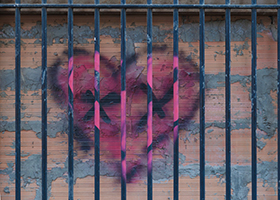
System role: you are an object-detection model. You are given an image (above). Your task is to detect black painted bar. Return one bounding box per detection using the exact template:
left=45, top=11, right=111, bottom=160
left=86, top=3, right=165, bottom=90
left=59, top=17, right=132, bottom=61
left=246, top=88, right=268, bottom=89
left=41, top=0, right=48, bottom=199
left=277, top=0, right=280, bottom=200
left=147, top=0, right=153, bottom=200
left=2, top=4, right=280, bottom=9
left=173, top=0, right=179, bottom=199
left=15, top=0, right=21, bottom=199
left=94, top=0, right=100, bottom=199
left=1, top=1, right=276, bottom=199
left=225, top=0, right=231, bottom=199
left=121, top=0, right=126, bottom=199
left=199, top=0, right=205, bottom=199
left=68, top=0, right=74, bottom=199
left=251, top=0, right=257, bottom=199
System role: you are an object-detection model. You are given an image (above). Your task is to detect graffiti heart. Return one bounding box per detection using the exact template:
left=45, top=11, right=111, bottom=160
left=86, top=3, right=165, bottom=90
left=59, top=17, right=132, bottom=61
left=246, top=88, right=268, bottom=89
left=49, top=46, right=199, bottom=182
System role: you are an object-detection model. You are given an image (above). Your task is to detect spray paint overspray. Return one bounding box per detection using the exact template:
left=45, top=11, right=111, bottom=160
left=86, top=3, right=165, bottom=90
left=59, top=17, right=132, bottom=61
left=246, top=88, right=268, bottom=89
left=49, top=47, right=199, bottom=182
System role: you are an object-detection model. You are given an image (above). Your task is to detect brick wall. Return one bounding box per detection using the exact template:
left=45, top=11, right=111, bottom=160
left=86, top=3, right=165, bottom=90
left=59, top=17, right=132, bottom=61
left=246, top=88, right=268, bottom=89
left=0, top=13, right=278, bottom=199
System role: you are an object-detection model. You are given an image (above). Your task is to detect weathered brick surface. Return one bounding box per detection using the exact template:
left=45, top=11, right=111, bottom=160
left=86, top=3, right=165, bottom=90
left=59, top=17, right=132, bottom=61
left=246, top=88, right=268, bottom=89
left=0, top=14, right=278, bottom=199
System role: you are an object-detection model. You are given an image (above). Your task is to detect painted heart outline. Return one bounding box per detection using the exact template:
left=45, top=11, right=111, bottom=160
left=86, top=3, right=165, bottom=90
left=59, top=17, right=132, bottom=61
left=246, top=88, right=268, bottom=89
left=49, top=46, right=199, bottom=182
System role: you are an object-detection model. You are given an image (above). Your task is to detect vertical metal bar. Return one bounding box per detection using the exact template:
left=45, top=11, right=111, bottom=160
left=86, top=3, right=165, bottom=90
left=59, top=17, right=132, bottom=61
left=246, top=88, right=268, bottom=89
left=15, top=0, right=21, bottom=199
left=251, top=0, right=257, bottom=199
left=173, top=0, right=179, bottom=200
left=199, top=0, right=205, bottom=199
left=121, top=0, right=127, bottom=199
left=278, top=2, right=280, bottom=200
left=41, top=0, right=48, bottom=199
left=225, top=0, right=231, bottom=200
left=147, top=1, right=153, bottom=200
left=94, top=0, right=100, bottom=199
left=68, top=0, right=74, bottom=199
left=278, top=1, right=280, bottom=199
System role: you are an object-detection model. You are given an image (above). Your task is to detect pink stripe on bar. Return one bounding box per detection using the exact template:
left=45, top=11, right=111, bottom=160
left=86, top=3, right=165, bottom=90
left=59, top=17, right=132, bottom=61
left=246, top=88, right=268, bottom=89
left=94, top=101, right=100, bottom=129
left=68, top=56, right=74, bottom=93
left=121, top=90, right=126, bottom=149
left=147, top=55, right=153, bottom=173
left=121, top=89, right=126, bottom=181
left=94, top=51, right=100, bottom=130
left=94, top=51, right=100, bottom=79
left=147, top=56, right=153, bottom=86
left=173, top=56, right=179, bottom=142
left=147, top=101, right=152, bottom=172
left=147, top=101, right=153, bottom=144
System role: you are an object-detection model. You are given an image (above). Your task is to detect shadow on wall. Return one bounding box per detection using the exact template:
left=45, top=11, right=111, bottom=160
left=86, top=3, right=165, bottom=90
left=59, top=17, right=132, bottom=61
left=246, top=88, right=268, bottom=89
left=48, top=46, right=200, bottom=183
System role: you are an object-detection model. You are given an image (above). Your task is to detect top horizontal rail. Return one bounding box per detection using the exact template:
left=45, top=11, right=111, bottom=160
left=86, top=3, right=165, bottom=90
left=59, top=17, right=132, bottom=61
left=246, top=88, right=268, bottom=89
left=1, top=4, right=280, bottom=9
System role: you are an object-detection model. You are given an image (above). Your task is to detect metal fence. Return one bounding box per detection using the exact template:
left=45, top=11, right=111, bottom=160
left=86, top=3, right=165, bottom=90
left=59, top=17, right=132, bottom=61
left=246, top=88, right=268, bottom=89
left=0, top=1, right=278, bottom=200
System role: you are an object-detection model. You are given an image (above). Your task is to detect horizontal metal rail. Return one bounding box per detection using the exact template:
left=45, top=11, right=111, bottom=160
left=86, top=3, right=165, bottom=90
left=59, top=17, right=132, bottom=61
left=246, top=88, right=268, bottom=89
left=1, top=4, right=280, bottom=9
left=5, top=0, right=277, bottom=199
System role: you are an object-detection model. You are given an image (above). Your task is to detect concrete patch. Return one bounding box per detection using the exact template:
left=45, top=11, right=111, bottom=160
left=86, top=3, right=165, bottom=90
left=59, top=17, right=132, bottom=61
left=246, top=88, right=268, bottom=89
left=180, top=19, right=267, bottom=42
left=0, top=120, right=67, bottom=138
left=205, top=68, right=277, bottom=142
